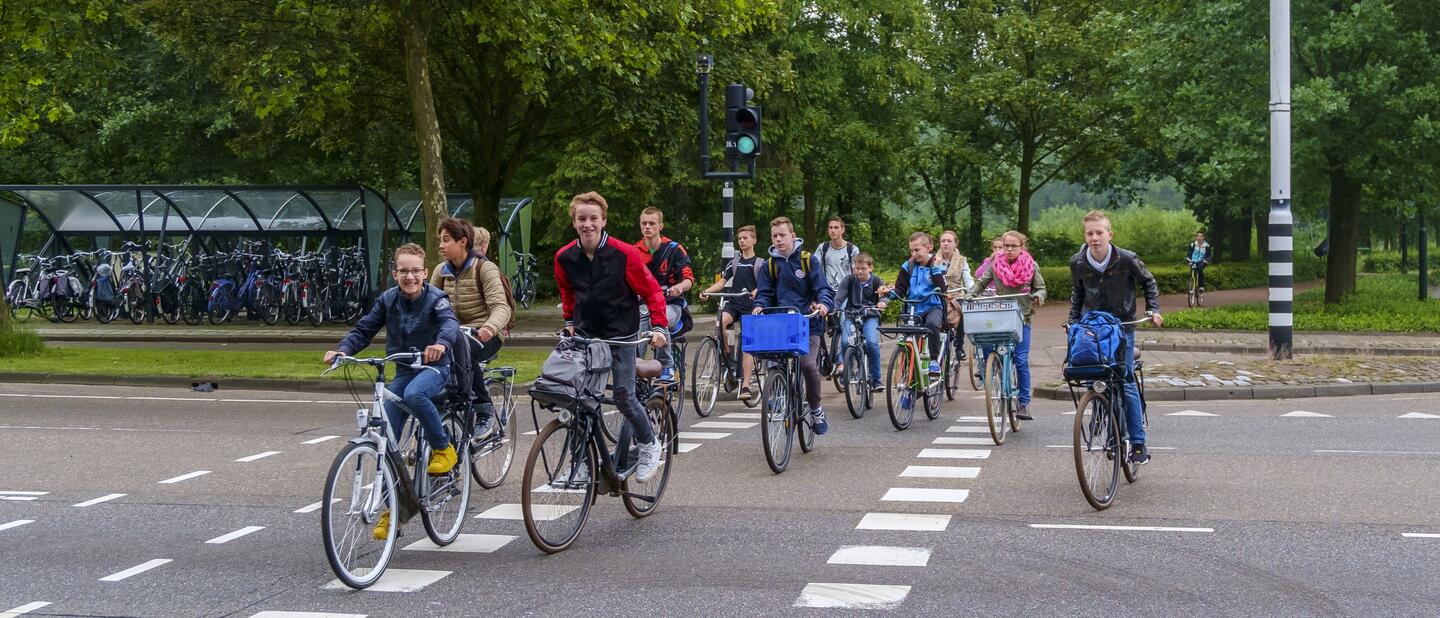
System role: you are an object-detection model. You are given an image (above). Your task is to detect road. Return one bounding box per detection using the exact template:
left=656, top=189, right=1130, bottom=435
left=2, top=379, right=1438, bottom=617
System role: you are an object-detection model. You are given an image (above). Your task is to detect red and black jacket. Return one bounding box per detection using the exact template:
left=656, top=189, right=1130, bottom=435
left=556, top=232, right=669, bottom=339
left=634, top=236, right=695, bottom=305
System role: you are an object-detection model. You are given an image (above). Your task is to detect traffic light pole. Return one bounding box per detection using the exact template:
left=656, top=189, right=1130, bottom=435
left=1267, top=0, right=1294, bottom=360
left=697, top=54, right=755, bottom=261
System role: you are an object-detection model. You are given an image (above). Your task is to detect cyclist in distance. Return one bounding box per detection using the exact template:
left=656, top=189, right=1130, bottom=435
left=1187, top=230, right=1212, bottom=293
left=431, top=218, right=513, bottom=438
left=635, top=207, right=695, bottom=382
left=699, top=224, right=762, bottom=405
left=555, top=191, right=668, bottom=482
left=324, top=242, right=460, bottom=540
left=1068, top=210, right=1162, bottom=464
left=753, top=216, right=835, bottom=435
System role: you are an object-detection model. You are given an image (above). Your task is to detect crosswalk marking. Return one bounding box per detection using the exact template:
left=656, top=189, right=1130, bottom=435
left=856, top=513, right=950, bottom=532
left=794, top=583, right=911, bottom=609
left=899, top=466, right=980, bottom=479
left=475, top=503, right=576, bottom=521
left=827, top=546, right=932, bottom=567
left=677, top=443, right=702, bottom=453
left=158, top=470, right=211, bottom=484
left=917, top=448, right=990, bottom=459
left=206, top=526, right=266, bottom=544
left=1168, top=410, right=1217, bottom=417
left=0, top=520, right=35, bottom=532
left=0, top=491, right=45, bottom=502
left=692, top=421, right=756, bottom=429
left=303, top=435, right=340, bottom=445
left=1282, top=410, right=1331, bottom=418
left=248, top=612, right=366, bottom=618
left=403, top=534, right=516, bottom=553
left=0, top=602, right=51, bottom=618
left=72, top=493, right=126, bottom=507
left=720, top=412, right=761, bottom=420
left=1398, top=412, right=1440, bottom=419
left=932, top=436, right=993, bottom=445
left=677, top=431, right=732, bottom=440
left=100, top=559, right=172, bottom=582
left=882, top=488, right=969, bottom=503
left=322, top=568, right=451, bottom=593
left=1029, top=524, right=1214, bottom=533
left=235, top=451, right=281, bottom=462
left=944, top=425, right=990, bottom=433
left=1401, top=533, right=1440, bottom=538
left=293, top=499, right=338, bottom=514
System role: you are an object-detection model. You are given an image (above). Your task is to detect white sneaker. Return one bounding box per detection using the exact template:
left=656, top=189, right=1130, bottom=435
left=635, top=438, right=663, bottom=482
left=551, top=460, right=590, bottom=489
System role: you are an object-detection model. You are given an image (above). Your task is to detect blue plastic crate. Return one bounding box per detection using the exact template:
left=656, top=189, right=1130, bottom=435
left=741, top=312, right=810, bottom=356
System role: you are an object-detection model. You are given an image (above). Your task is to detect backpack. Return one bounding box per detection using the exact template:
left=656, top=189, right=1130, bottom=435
left=818, top=241, right=855, bottom=283
left=767, top=251, right=812, bottom=281
left=471, top=254, right=518, bottom=335
left=1065, top=310, right=1123, bottom=370
left=529, top=338, right=613, bottom=407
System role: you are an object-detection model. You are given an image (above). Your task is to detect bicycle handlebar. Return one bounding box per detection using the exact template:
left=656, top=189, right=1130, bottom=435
left=558, top=332, right=652, bottom=347
left=324, top=351, right=426, bottom=375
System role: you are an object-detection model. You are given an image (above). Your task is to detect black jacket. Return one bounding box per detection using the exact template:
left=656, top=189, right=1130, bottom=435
left=1067, top=245, right=1160, bottom=323
left=555, top=232, right=669, bottom=339
left=836, top=274, right=883, bottom=312
left=338, top=284, right=459, bottom=371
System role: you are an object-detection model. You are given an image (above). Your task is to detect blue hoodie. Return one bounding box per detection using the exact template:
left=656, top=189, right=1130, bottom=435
left=338, top=284, right=459, bottom=372
left=755, top=238, right=835, bottom=329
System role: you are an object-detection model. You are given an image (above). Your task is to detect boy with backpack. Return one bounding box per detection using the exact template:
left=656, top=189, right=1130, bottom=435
left=753, top=216, right=835, bottom=435
left=635, top=207, right=696, bottom=381
left=888, top=231, right=949, bottom=376
left=432, top=218, right=516, bottom=438
left=1068, top=210, right=1163, bottom=464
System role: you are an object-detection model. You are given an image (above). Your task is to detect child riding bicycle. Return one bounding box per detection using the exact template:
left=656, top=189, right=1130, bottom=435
left=835, top=252, right=888, bottom=393
left=753, top=216, right=835, bottom=435
left=969, top=230, right=1047, bottom=421
left=699, top=224, right=761, bottom=404
left=1186, top=230, right=1212, bottom=292
left=887, top=232, right=948, bottom=376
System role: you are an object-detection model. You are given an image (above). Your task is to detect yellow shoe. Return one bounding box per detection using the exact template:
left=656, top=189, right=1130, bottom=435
left=372, top=510, right=391, bottom=541
left=427, top=444, right=458, bottom=475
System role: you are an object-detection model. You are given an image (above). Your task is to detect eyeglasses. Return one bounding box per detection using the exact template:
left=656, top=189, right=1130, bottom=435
left=394, top=268, right=427, bottom=278
left=1003, top=243, right=1022, bottom=249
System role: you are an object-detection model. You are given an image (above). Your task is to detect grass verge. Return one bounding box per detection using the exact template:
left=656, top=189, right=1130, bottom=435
left=1166, top=274, right=1440, bottom=332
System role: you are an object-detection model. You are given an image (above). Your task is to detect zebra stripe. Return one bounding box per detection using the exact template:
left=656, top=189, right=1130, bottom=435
left=721, top=180, right=735, bottom=259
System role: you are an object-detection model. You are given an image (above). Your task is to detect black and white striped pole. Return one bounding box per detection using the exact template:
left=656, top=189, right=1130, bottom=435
left=722, top=181, right=735, bottom=260
left=1268, top=0, right=1294, bottom=359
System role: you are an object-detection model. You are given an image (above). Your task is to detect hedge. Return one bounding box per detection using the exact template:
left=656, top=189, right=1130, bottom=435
left=1166, top=274, right=1440, bottom=332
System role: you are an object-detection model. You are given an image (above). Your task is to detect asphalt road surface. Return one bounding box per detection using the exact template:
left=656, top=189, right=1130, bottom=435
left=2, top=377, right=1438, bottom=617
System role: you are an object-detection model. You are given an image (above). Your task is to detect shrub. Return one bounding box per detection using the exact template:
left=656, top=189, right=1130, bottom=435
left=1166, top=274, right=1440, bottom=332
left=1361, top=250, right=1440, bottom=274
left=0, top=324, right=44, bottom=358
left=1031, top=204, right=1204, bottom=263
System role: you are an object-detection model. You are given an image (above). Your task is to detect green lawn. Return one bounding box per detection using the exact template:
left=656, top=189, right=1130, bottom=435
left=1166, top=275, right=1440, bottom=332
left=0, top=346, right=548, bottom=382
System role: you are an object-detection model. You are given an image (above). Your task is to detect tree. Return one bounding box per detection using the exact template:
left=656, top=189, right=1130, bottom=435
left=0, top=0, right=119, bottom=148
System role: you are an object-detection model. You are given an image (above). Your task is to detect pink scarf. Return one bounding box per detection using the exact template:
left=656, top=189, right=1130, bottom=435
left=992, top=250, right=1037, bottom=290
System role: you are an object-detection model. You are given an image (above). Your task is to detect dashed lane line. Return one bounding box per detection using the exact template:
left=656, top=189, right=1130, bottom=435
left=1402, top=533, right=1440, bottom=538
left=99, top=558, right=172, bottom=582
left=1282, top=410, right=1331, bottom=418
left=1314, top=449, right=1440, bottom=456
left=294, top=500, right=338, bottom=514
left=826, top=546, right=932, bottom=567
left=1167, top=410, right=1218, bottom=417
left=206, top=526, right=266, bottom=544
left=855, top=513, right=951, bottom=531
left=881, top=488, right=970, bottom=504
left=235, top=451, right=282, bottom=463
left=158, top=470, right=211, bottom=484
left=0, top=491, right=46, bottom=502
left=0, top=520, right=35, bottom=532
left=794, top=583, right=911, bottom=609
left=72, top=493, right=126, bottom=507
left=1398, top=412, right=1440, bottom=419
left=0, top=602, right=51, bottom=618
left=321, top=569, right=451, bottom=593
left=1029, top=524, right=1214, bottom=533
left=303, top=435, right=340, bottom=445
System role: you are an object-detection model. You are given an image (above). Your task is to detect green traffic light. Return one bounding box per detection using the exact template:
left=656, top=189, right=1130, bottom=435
left=737, top=135, right=756, bottom=155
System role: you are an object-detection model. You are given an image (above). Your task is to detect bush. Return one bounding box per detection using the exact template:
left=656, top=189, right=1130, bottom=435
left=0, top=324, right=44, bottom=358
left=1361, top=250, right=1440, bottom=274
left=1038, top=258, right=1325, bottom=304
left=1031, top=204, right=1203, bottom=263
left=1166, top=274, right=1439, bottom=332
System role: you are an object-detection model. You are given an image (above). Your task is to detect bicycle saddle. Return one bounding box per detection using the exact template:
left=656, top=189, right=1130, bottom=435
left=1134, top=348, right=1143, bottom=361
left=635, top=359, right=663, bottom=379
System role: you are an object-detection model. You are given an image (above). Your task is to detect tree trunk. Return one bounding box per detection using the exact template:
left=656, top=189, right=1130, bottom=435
left=802, top=173, right=817, bottom=245
left=1210, top=207, right=1229, bottom=263
left=1016, top=139, right=1035, bottom=235
left=395, top=0, right=447, bottom=268
left=967, top=173, right=984, bottom=256
left=1325, top=168, right=1363, bottom=304
left=1227, top=205, right=1252, bottom=262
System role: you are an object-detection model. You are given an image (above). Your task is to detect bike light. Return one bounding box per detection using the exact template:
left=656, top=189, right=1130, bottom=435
left=355, top=408, right=368, bottom=431
left=1093, top=380, right=1107, bottom=394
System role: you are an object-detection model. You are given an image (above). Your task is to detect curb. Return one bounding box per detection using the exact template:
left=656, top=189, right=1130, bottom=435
left=1144, top=341, right=1440, bottom=358
left=1040, top=380, right=1440, bottom=401
left=0, top=372, right=357, bottom=394
left=38, top=332, right=560, bottom=347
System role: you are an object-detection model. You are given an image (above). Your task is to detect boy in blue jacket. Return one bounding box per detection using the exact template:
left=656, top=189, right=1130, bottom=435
left=888, top=231, right=949, bottom=375
left=753, top=216, right=835, bottom=434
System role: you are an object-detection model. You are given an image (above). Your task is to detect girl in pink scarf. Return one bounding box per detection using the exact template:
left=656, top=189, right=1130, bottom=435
left=968, top=230, right=1047, bottom=421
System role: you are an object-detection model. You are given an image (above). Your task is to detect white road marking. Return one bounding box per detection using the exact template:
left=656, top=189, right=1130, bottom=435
left=206, top=526, right=266, bottom=544
left=794, top=583, right=911, bottom=609
left=856, top=513, right=951, bottom=531
left=0, top=520, right=35, bottom=532
left=677, top=443, right=702, bottom=453
left=0, top=425, right=102, bottom=431
left=303, top=435, right=340, bottom=444
left=322, top=568, right=451, bottom=593
left=33, top=394, right=120, bottom=399
left=475, top=503, right=577, bottom=521
left=522, top=430, right=537, bottom=436
left=1398, top=412, right=1440, bottom=419
left=1168, top=410, right=1217, bottom=417
left=0, top=602, right=51, bottom=618
left=827, top=546, right=932, bottom=567
left=235, top=451, right=281, bottom=463
left=1314, top=449, right=1440, bottom=456
left=402, top=534, right=515, bottom=553
left=123, top=396, right=216, bottom=402
left=899, top=466, right=980, bottom=479
left=1046, top=445, right=1174, bottom=450
left=917, top=448, right=990, bottom=459
left=720, top=412, right=762, bottom=420
left=0, top=491, right=46, bottom=496
left=933, top=436, right=993, bottom=445
left=882, top=488, right=970, bottom=503
left=158, top=470, right=211, bottom=484
left=955, top=416, right=988, bottom=421
left=99, top=558, right=172, bottom=582
left=677, top=431, right=732, bottom=440
left=1029, top=524, right=1214, bottom=533
left=692, top=421, right=756, bottom=429
left=944, top=425, right=990, bottom=433
left=293, top=499, right=339, bottom=514
left=1282, top=410, right=1331, bottom=418
left=248, top=612, right=366, bottom=618
left=219, top=399, right=313, bottom=403
left=72, top=493, right=126, bottom=507
left=1401, top=533, right=1440, bottom=538
left=0, top=393, right=26, bottom=397
left=0, top=497, right=37, bottom=501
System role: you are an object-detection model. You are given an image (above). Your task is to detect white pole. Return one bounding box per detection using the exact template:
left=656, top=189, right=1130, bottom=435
left=1268, top=0, right=1294, bottom=359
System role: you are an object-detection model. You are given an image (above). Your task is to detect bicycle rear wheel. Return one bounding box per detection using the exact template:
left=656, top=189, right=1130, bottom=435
left=321, top=442, right=399, bottom=589
left=623, top=395, right=674, bottom=518
left=472, top=379, right=518, bottom=489
left=179, top=283, right=204, bottom=325
left=1006, top=356, right=1022, bottom=433
left=923, top=350, right=942, bottom=421
left=1074, top=391, right=1121, bottom=510
left=945, top=341, right=962, bottom=400
left=984, top=353, right=1008, bottom=445
left=886, top=346, right=916, bottom=431
left=842, top=347, right=866, bottom=419
left=521, top=419, right=597, bottom=553
left=126, top=286, right=146, bottom=324
left=420, top=413, right=472, bottom=545
left=760, top=369, right=794, bottom=474
left=967, top=343, right=981, bottom=390
left=797, top=371, right=815, bottom=454
left=690, top=336, right=720, bottom=418
left=257, top=283, right=280, bottom=325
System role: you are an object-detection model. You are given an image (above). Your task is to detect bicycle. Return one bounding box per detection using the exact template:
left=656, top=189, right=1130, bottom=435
left=319, top=350, right=474, bottom=589
left=880, top=297, right=947, bottom=431
left=690, top=289, right=753, bottom=417
left=1185, top=260, right=1206, bottom=307
left=470, top=339, right=519, bottom=490
left=964, top=293, right=1028, bottom=445
left=511, top=251, right=537, bottom=310
left=521, top=334, right=675, bottom=553
left=747, top=307, right=823, bottom=474
left=837, top=306, right=883, bottom=419
left=5, top=254, right=41, bottom=322
left=1065, top=314, right=1153, bottom=511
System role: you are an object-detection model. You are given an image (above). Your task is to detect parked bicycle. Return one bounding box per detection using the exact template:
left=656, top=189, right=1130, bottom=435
left=5, top=254, right=42, bottom=322
left=511, top=251, right=537, bottom=310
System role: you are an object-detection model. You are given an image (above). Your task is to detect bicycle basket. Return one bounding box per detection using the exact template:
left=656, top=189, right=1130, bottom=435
left=963, top=298, right=1022, bottom=345
left=740, top=312, right=810, bottom=356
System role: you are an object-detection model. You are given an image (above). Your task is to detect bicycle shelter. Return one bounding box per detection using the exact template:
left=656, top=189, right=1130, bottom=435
left=0, top=185, right=532, bottom=294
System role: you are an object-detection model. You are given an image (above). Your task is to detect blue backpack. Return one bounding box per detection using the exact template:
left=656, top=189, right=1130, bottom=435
left=1066, top=310, right=1123, bottom=370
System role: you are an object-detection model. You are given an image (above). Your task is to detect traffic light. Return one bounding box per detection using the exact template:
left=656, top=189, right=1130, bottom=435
left=724, top=83, right=762, bottom=160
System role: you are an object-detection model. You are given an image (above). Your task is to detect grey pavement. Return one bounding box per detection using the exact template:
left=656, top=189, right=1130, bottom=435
left=2, top=380, right=1438, bottom=616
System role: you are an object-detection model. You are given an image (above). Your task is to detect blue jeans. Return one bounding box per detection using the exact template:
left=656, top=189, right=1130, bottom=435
left=841, top=316, right=883, bottom=383
left=387, top=365, right=452, bottom=451
left=980, top=324, right=1033, bottom=407
left=1119, top=329, right=1145, bottom=445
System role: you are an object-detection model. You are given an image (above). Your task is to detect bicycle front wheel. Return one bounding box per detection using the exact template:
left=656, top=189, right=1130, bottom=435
left=886, top=346, right=916, bottom=431
left=420, top=413, right=472, bottom=545
left=1074, top=390, right=1121, bottom=510
left=760, top=369, right=794, bottom=474
left=842, top=347, right=865, bottom=419
left=472, top=380, right=519, bottom=489
left=623, top=395, right=674, bottom=518
left=984, top=353, right=1008, bottom=445
left=945, top=342, right=962, bottom=401
left=521, top=419, right=596, bottom=553
left=321, top=441, right=399, bottom=590
left=690, top=336, right=721, bottom=417
left=797, top=371, right=815, bottom=454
